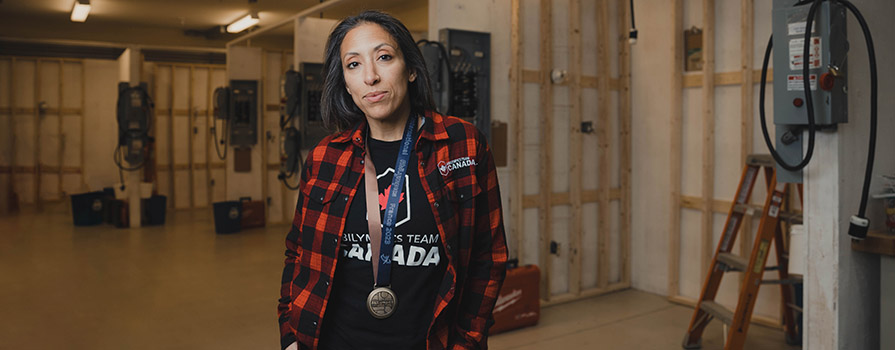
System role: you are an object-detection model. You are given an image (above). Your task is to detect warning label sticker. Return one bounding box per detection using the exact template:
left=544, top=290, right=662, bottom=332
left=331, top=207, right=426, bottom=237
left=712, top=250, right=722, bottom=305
left=789, top=37, right=822, bottom=71
left=787, top=21, right=817, bottom=36
left=787, top=74, right=818, bottom=91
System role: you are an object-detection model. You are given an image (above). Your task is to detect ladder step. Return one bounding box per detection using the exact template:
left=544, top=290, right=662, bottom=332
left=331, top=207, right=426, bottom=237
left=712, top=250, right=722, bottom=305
left=746, top=154, right=775, bottom=167
left=700, top=301, right=734, bottom=325
left=717, top=252, right=748, bottom=272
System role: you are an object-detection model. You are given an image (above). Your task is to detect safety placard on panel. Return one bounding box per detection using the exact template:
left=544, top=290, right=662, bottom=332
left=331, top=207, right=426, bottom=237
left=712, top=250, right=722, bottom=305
left=787, top=74, right=817, bottom=91
left=789, top=36, right=822, bottom=71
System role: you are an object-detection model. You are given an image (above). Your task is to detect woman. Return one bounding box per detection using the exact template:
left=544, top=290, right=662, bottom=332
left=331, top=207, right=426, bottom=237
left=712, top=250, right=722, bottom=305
left=277, top=10, right=507, bottom=350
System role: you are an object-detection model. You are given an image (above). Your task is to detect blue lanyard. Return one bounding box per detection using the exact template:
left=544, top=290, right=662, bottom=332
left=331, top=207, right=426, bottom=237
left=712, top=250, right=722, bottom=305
left=373, top=115, right=416, bottom=287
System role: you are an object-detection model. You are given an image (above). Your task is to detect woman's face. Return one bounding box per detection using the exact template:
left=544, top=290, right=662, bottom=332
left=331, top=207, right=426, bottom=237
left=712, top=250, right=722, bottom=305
left=340, top=22, right=416, bottom=123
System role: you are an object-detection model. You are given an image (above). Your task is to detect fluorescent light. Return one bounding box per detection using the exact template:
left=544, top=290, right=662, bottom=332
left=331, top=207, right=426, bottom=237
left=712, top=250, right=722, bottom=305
left=226, top=13, right=259, bottom=33
left=70, top=0, right=91, bottom=22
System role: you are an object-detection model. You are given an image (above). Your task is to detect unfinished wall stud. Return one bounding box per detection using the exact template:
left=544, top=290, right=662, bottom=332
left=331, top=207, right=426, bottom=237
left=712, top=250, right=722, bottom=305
left=568, top=0, right=584, bottom=296
left=596, top=0, right=611, bottom=289
left=668, top=0, right=684, bottom=298
left=510, top=0, right=525, bottom=263
left=538, top=0, right=554, bottom=301
left=700, top=0, right=716, bottom=278
left=618, top=0, right=633, bottom=285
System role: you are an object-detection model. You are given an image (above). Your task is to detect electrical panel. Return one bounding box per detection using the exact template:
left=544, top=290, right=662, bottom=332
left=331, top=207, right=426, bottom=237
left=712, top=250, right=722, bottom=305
left=298, top=62, right=326, bottom=150
left=229, top=80, right=258, bottom=148
left=772, top=0, right=847, bottom=182
left=116, top=82, right=152, bottom=165
left=432, top=29, right=491, bottom=141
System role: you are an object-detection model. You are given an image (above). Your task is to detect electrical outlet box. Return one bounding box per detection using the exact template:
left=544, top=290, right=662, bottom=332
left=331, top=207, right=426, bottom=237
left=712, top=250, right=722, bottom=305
left=771, top=0, right=848, bottom=183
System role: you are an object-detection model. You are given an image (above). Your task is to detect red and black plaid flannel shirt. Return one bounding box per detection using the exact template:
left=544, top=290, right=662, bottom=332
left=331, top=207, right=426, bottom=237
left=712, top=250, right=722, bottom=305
left=278, top=111, right=508, bottom=350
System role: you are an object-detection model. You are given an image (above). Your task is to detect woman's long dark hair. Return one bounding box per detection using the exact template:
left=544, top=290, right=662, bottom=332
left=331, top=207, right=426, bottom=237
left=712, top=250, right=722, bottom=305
left=320, top=10, right=436, bottom=132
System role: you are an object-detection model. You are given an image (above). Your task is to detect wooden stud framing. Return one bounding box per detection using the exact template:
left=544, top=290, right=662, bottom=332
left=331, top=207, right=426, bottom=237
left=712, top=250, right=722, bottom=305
left=261, top=52, right=269, bottom=223
left=538, top=0, right=553, bottom=301
left=168, top=66, right=176, bottom=208
left=617, top=0, right=633, bottom=285
left=700, top=0, right=716, bottom=278
left=206, top=68, right=214, bottom=207
left=668, top=0, right=684, bottom=298
left=57, top=60, right=65, bottom=197
left=80, top=62, right=86, bottom=190
left=34, top=59, right=42, bottom=208
left=188, top=66, right=196, bottom=209
left=596, top=0, right=611, bottom=289
left=740, top=0, right=756, bottom=287
left=541, top=281, right=630, bottom=307
left=568, top=0, right=583, bottom=296
left=682, top=69, right=772, bottom=87
left=8, top=58, right=16, bottom=206
left=510, top=0, right=525, bottom=263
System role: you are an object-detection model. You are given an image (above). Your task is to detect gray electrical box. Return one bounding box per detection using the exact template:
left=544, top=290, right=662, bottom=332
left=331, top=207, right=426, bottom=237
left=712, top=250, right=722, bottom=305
left=438, top=28, right=491, bottom=141
left=772, top=0, right=848, bottom=182
left=298, top=62, right=326, bottom=150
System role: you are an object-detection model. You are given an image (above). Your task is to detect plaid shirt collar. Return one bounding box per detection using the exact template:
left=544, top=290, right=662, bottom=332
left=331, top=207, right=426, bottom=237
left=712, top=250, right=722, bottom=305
left=329, top=110, right=452, bottom=148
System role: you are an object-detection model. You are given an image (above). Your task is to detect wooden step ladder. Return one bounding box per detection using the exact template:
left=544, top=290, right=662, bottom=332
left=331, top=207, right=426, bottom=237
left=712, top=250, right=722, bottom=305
left=681, top=154, right=801, bottom=349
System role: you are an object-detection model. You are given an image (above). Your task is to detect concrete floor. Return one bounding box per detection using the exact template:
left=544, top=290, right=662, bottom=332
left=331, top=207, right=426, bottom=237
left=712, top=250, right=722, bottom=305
left=0, top=204, right=799, bottom=350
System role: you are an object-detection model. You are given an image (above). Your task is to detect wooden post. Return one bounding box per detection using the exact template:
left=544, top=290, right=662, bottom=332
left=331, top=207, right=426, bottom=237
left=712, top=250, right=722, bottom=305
left=568, top=0, right=583, bottom=296
left=538, top=0, right=554, bottom=301
left=206, top=67, right=213, bottom=207
left=740, top=0, right=756, bottom=284
left=700, top=0, right=716, bottom=278
left=57, top=60, right=64, bottom=198
left=668, top=0, right=684, bottom=297
left=168, top=66, right=176, bottom=209
left=80, top=62, right=86, bottom=191
left=510, top=0, right=525, bottom=263
left=617, top=0, right=633, bottom=285
left=34, top=59, right=42, bottom=209
left=188, top=66, right=195, bottom=209
left=261, top=52, right=269, bottom=224
left=8, top=57, right=16, bottom=207
left=596, top=0, right=611, bottom=289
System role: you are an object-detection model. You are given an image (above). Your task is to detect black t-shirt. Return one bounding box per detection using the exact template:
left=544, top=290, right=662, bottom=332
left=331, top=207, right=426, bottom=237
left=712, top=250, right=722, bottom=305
left=319, top=137, right=446, bottom=350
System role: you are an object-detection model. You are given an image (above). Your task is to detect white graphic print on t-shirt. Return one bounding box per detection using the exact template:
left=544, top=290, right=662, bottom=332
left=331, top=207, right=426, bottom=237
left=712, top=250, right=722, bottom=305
left=340, top=233, right=441, bottom=267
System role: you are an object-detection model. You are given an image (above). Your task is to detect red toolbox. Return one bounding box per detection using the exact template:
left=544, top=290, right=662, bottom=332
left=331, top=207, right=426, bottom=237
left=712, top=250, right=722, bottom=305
left=239, top=197, right=265, bottom=229
left=491, top=262, right=540, bottom=334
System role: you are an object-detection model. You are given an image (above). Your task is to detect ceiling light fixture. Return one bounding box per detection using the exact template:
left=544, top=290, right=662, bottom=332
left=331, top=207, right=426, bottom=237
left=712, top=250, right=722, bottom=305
left=70, top=0, right=91, bottom=22
left=226, top=12, right=259, bottom=33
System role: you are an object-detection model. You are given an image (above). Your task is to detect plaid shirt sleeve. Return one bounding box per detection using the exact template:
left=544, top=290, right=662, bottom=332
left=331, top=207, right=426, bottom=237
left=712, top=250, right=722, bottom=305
left=449, top=129, right=508, bottom=349
left=277, top=151, right=313, bottom=350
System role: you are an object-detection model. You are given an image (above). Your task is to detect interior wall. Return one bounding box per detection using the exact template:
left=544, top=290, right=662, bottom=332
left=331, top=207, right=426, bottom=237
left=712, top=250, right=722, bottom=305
left=431, top=0, right=630, bottom=302
left=632, top=0, right=895, bottom=335
left=0, top=56, right=123, bottom=214
left=631, top=0, right=784, bottom=322
left=142, top=61, right=227, bottom=210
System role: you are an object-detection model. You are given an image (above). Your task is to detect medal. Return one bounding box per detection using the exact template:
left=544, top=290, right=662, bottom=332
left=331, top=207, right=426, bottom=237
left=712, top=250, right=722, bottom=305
left=362, top=115, right=417, bottom=319
left=366, top=286, right=397, bottom=319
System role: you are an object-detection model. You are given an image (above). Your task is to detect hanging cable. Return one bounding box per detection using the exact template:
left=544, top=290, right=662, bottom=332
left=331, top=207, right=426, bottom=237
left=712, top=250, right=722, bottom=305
left=628, top=0, right=638, bottom=44
left=759, top=0, right=878, bottom=239
left=212, top=87, right=229, bottom=160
